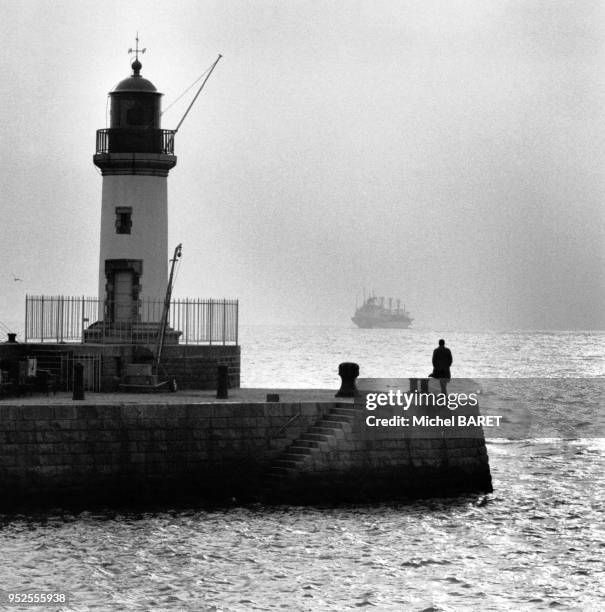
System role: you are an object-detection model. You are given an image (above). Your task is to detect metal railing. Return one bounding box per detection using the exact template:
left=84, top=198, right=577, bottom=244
left=25, top=295, right=238, bottom=345
left=95, top=128, right=176, bottom=155
left=96, top=129, right=108, bottom=154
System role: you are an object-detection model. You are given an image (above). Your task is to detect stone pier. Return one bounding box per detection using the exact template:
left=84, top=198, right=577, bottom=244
left=0, top=387, right=492, bottom=508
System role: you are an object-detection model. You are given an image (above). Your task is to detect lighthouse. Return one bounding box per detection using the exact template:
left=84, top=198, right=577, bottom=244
left=17, top=42, right=239, bottom=390
left=93, top=45, right=176, bottom=324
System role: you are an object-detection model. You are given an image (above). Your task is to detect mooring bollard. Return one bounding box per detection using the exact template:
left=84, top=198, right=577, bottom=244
left=72, top=362, right=85, bottom=401
left=217, top=365, right=229, bottom=399
left=266, top=393, right=280, bottom=402
left=420, top=378, right=429, bottom=393
left=335, top=362, right=360, bottom=398
left=409, top=378, right=418, bottom=392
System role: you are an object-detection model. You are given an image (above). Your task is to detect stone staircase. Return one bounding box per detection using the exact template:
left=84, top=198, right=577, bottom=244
left=263, top=404, right=358, bottom=499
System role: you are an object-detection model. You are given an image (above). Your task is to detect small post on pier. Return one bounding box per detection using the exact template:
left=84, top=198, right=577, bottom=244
left=335, top=362, right=360, bottom=398
left=217, top=365, right=229, bottom=399
left=73, top=362, right=85, bottom=400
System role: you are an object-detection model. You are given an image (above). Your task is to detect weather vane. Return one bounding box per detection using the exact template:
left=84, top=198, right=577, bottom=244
left=128, top=32, right=146, bottom=61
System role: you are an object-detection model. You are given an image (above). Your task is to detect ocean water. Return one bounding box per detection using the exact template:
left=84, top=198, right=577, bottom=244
left=1, top=326, right=604, bottom=611
left=241, top=326, right=605, bottom=386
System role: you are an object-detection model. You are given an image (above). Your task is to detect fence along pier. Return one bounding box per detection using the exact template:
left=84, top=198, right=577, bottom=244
left=9, top=295, right=241, bottom=392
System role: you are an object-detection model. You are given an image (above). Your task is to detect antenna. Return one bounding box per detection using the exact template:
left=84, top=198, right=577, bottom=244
left=128, top=32, right=147, bottom=62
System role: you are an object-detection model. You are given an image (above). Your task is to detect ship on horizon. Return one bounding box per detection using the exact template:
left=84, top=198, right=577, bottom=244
left=352, top=294, right=413, bottom=329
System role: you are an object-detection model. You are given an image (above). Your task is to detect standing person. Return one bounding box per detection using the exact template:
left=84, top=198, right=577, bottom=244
left=431, top=339, right=452, bottom=394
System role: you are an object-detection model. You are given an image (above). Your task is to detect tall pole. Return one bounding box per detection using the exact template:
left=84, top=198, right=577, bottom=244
left=154, top=243, right=182, bottom=373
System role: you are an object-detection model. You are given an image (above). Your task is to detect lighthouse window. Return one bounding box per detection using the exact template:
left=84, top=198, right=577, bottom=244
left=126, top=101, right=146, bottom=126
left=115, top=207, right=132, bottom=234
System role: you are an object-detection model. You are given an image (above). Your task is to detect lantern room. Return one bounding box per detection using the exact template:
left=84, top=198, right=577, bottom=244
left=110, top=59, right=162, bottom=130
left=95, top=57, right=173, bottom=156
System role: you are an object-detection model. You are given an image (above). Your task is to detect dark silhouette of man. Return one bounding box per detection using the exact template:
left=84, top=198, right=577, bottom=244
left=431, top=339, right=452, bottom=394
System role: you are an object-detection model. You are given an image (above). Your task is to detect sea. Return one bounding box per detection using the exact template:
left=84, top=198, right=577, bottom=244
left=1, top=326, right=604, bottom=611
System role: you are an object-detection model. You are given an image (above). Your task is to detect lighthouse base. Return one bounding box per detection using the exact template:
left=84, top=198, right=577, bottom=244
left=0, top=341, right=240, bottom=393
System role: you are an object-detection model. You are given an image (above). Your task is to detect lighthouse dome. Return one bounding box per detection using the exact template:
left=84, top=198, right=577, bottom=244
left=113, top=60, right=159, bottom=93
left=113, top=75, right=158, bottom=92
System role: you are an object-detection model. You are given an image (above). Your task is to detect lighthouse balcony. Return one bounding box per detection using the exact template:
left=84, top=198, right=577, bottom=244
left=95, top=128, right=175, bottom=155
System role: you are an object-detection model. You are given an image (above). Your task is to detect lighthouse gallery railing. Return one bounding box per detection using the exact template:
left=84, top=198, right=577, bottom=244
left=95, top=129, right=176, bottom=155
left=25, top=295, right=238, bottom=345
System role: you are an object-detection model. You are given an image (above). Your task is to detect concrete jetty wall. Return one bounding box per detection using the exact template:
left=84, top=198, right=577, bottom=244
left=0, top=398, right=492, bottom=507
left=0, top=400, right=331, bottom=506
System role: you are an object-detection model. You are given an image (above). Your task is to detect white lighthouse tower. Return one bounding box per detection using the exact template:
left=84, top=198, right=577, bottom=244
left=93, top=44, right=176, bottom=326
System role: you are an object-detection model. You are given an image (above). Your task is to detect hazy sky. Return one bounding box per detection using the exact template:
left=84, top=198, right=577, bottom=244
left=0, top=0, right=604, bottom=330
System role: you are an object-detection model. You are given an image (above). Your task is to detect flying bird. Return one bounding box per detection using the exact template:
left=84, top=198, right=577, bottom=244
left=12, top=274, right=22, bottom=282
